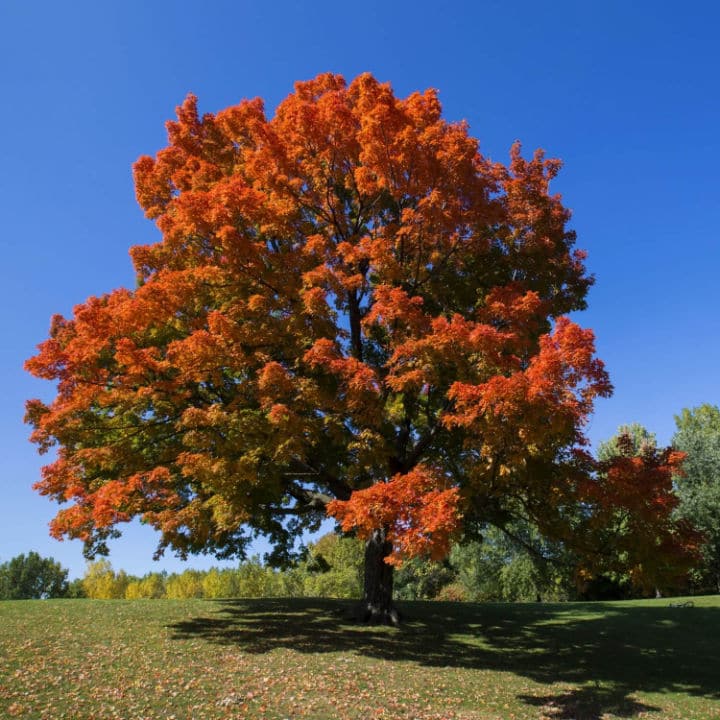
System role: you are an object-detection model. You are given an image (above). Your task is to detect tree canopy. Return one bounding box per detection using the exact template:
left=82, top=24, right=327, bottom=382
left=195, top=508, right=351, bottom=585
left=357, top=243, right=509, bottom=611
left=0, top=552, right=69, bottom=599
left=588, top=425, right=695, bottom=592
left=25, top=73, right=693, bottom=617
left=597, top=423, right=657, bottom=462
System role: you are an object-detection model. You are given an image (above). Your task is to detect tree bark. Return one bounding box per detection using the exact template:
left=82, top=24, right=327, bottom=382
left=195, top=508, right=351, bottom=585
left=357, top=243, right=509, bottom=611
left=359, top=528, right=400, bottom=625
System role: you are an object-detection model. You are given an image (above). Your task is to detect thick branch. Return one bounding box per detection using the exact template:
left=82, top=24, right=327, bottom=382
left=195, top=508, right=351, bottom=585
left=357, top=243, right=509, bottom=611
left=348, top=290, right=363, bottom=361
left=285, top=483, right=334, bottom=510
left=286, top=458, right=352, bottom=501
left=401, top=426, right=439, bottom=472
left=394, top=400, right=450, bottom=473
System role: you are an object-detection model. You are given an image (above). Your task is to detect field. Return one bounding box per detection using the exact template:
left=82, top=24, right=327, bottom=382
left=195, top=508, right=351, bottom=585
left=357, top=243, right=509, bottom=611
left=1, top=596, right=718, bottom=720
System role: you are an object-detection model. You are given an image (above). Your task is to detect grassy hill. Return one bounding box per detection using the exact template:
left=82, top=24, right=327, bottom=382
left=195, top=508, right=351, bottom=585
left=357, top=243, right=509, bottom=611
left=1, top=596, right=718, bottom=719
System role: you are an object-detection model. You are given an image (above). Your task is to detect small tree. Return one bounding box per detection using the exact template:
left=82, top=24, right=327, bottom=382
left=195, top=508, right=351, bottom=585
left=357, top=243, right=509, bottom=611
left=82, top=560, right=129, bottom=599
left=202, top=567, right=240, bottom=598
left=125, top=572, right=166, bottom=599
left=579, top=426, right=697, bottom=595
left=235, top=557, right=276, bottom=597
left=393, top=555, right=455, bottom=600
left=301, top=533, right=364, bottom=598
left=65, top=577, right=86, bottom=598
left=0, top=552, right=69, bottom=599
left=165, top=569, right=205, bottom=598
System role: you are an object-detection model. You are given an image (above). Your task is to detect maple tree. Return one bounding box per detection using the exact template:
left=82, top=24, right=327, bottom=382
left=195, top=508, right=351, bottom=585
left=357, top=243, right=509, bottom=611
left=26, top=73, right=692, bottom=622
left=575, top=428, right=698, bottom=594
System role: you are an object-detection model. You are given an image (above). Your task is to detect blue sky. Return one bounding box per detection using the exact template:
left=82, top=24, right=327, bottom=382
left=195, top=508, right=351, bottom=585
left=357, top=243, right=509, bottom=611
left=1, top=1, right=718, bottom=579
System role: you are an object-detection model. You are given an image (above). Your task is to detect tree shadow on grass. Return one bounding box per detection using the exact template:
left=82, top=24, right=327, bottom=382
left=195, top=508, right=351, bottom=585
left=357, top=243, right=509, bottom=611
left=516, top=686, right=659, bottom=719
left=168, top=598, right=720, bottom=719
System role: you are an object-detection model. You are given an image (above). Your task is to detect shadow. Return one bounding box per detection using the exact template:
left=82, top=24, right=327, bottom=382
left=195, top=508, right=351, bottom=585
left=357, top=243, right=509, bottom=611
left=517, top=687, right=658, bottom=719
left=168, top=598, right=720, bottom=719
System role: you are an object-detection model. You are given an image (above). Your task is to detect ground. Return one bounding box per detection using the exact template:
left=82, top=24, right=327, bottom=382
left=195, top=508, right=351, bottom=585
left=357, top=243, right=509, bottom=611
left=0, top=596, right=718, bottom=719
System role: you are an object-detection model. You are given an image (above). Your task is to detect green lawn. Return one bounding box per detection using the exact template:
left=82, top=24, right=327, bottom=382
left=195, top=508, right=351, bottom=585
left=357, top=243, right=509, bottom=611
left=1, top=596, right=718, bottom=719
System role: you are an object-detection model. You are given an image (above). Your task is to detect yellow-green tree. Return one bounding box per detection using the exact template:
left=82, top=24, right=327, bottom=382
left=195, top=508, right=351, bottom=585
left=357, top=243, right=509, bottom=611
left=202, top=568, right=240, bottom=598
left=125, top=572, right=166, bottom=599
left=82, top=560, right=129, bottom=599
left=165, top=569, right=204, bottom=598
left=302, top=533, right=364, bottom=598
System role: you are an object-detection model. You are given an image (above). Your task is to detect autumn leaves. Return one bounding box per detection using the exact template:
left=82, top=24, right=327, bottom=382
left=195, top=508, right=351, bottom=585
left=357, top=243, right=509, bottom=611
left=25, top=73, right=694, bottom=592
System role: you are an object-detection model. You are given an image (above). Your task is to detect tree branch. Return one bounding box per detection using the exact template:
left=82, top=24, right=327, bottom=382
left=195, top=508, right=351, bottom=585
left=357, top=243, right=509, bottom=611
left=285, top=483, right=334, bottom=510
left=347, top=290, right=364, bottom=362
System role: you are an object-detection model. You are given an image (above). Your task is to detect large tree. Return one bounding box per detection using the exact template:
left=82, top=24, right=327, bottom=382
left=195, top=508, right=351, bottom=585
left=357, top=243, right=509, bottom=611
left=26, top=74, right=688, bottom=622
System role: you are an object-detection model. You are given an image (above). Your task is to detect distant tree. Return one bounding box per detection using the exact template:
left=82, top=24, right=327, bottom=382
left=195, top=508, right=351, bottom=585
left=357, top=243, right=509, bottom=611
left=82, top=559, right=130, bottom=599
left=393, top=555, right=455, bottom=600
left=124, top=579, right=145, bottom=599
left=582, top=426, right=696, bottom=595
left=499, top=554, right=542, bottom=601
left=165, top=569, right=205, bottom=599
left=202, top=567, right=240, bottom=598
left=125, top=572, right=166, bottom=599
left=673, top=404, right=720, bottom=592
left=201, top=568, right=222, bottom=598
left=235, top=557, right=286, bottom=597
left=301, top=533, right=365, bottom=599
left=65, top=577, right=87, bottom=598
left=0, top=552, right=69, bottom=599
left=448, top=525, right=572, bottom=602
left=275, top=566, right=305, bottom=598
left=597, top=423, right=657, bottom=462
left=448, top=539, right=502, bottom=601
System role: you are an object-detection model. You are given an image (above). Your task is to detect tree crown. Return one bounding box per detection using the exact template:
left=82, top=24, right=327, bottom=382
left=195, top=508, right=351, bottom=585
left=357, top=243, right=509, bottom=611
left=27, top=73, right=621, bottom=567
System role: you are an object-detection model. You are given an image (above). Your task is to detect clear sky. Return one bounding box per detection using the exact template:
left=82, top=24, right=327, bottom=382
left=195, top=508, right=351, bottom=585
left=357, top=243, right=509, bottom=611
left=1, top=1, right=718, bottom=580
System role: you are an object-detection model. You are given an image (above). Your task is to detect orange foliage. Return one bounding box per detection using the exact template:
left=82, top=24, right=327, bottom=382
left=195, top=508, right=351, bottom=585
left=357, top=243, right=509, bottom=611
left=576, top=441, right=700, bottom=590
left=328, top=466, right=460, bottom=566
left=24, top=73, right=687, bottom=581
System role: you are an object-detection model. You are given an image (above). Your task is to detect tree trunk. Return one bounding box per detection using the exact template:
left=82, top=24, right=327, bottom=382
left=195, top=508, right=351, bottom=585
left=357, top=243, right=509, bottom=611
left=359, top=528, right=400, bottom=625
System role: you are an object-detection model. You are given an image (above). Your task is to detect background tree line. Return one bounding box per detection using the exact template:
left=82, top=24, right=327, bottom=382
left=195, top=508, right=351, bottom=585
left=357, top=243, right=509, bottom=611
left=5, top=403, right=720, bottom=602
left=0, top=534, right=567, bottom=602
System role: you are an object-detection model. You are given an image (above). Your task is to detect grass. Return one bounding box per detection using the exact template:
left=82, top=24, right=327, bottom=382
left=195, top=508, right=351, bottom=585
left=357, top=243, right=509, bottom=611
left=0, top=596, right=719, bottom=719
